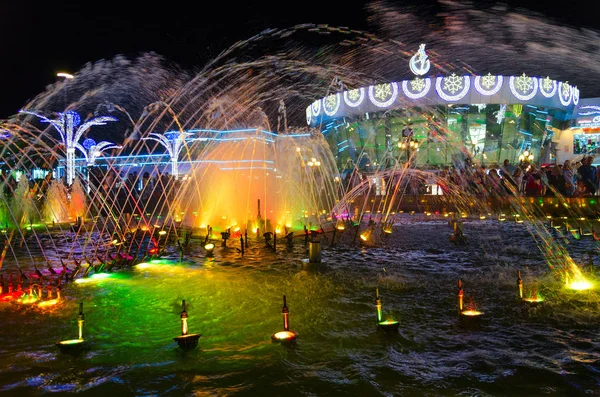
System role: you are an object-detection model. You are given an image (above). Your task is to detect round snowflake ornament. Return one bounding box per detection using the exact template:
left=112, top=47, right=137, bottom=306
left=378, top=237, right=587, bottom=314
left=368, top=83, right=398, bottom=108
left=343, top=88, right=365, bottom=108
left=509, top=74, right=538, bottom=101
left=435, top=74, right=470, bottom=101
left=474, top=74, right=503, bottom=96
left=402, top=78, right=431, bottom=99
left=322, top=93, right=341, bottom=116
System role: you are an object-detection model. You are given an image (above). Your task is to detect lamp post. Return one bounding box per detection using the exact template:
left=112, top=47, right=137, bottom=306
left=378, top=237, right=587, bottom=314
left=398, top=138, right=419, bottom=164
left=519, top=149, right=534, bottom=165
left=142, top=131, right=194, bottom=180
left=19, top=110, right=118, bottom=186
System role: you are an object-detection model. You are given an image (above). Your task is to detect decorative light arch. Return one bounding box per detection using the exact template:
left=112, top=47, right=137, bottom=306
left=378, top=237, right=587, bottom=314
left=435, top=75, right=470, bottom=101
left=539, top=77, right=557, bottom=98
left=401, top=78, right=431, bottom=99
left=558, top=82, right=572, bottom=106
left=311, top=100, right=321, bottom=117
left=343, top=88, right=365, bottom=108
left=322, top=93, right=341, bottom=116
left=572, top=86, right=580, bottom=105
left=368, top=82, right=398, bottom=108
left=474, top=74, right=503, bottom=96
left=509, top=74, right=538, bottom=101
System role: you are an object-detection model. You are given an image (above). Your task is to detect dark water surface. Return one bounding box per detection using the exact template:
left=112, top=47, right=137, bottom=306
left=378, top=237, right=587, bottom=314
left=0, top=216, right=599, bottom=396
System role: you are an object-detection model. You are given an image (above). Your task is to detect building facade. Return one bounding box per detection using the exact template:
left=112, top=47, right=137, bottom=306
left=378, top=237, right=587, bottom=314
left=307, top=45, right=579, bottom=171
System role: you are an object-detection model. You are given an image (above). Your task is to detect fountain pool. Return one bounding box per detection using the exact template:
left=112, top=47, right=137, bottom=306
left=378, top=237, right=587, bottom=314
left=0, top=216, right=598, bottom=395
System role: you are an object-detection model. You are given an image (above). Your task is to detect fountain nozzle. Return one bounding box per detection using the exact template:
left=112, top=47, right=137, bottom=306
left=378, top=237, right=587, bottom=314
left=174, top=299, right=201, bottom=349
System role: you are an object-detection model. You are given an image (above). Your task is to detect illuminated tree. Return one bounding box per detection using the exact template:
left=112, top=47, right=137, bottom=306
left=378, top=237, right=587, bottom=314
left=19, top=110, right=118, bottom=185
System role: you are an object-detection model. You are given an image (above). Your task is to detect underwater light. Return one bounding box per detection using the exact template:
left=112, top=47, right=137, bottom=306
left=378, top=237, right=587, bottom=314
left=57, top=302, right=89, bottom=354
left=569, top=279, right=593, bottom=291
left=375, top=288, right=399, bottom=333
left=174, top=300, right=201, bottom=349
left=38, top=299, right=60, bottom=308
left=74, top=273, right=113, bottom=284
left=272, top=330, right=297, bottom=341
left=522, top=296, right=545, bottom=304
left=204, top=243, right=215, bottom=255
left=134, top=263, right=153, bottom=269
left=158, top=230, right=167, bottom=236
left=272, top=295, right=298, bottom=343
left=460, top=310, right=483, bottom=316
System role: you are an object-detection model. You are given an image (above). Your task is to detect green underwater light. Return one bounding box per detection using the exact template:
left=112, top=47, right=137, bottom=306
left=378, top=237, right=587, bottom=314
left=75, top=273, right=115, bottom=284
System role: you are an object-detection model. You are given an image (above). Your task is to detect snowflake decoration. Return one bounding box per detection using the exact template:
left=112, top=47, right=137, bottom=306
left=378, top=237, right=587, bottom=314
left=542, top=77, right=553, bottom=92
left=348, top=89, right=360, bottom=101
left=558, top=81, right=572, bottom=106
left=443, top=73, right=463, bottom=94
left=343, top=88, right=365, bottom=107
left=368, top=83, right=398, bottom=107
left=374, top=83, right=393, bottom=100
left=509, top=75, right=538, bottom=100
left=410, top=78, right=426, bottom=92
left=306, top=107, right=312, bottom=125
left=402, top=78, right=431, bottom=99
left=515, top=73, right=533, bottom=93
left=495, top=104, right=507, bottom=124
left=474, top=74, right=503, bottom=96
left=481, top=73, right=496, bottom=90
left=436, top=75, right=470, bottom=101
left=561, top=81, right=571, bottom=99
left=323, top=93, right=341, bottom=116
left=573, top=86, right=579, bottom=105
left=539, top=76, right=557, bottom=98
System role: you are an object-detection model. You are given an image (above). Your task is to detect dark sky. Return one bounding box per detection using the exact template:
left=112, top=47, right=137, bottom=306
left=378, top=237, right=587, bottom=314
left=1, top=0, right=598, bottom=118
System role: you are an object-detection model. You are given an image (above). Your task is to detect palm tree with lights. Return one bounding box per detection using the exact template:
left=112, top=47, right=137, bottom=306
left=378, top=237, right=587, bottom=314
left=19, top=110, right=118, bottom=185
left=142, top=131, right=194, bottom=180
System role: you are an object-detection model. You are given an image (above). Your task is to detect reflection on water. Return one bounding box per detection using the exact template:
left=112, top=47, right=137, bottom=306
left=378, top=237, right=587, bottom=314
left=0, top=216, right=599, bottom=395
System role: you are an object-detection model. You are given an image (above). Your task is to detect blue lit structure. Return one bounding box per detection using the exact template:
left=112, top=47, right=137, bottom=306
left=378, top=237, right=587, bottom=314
left=55, top=129, right=314, bottom=181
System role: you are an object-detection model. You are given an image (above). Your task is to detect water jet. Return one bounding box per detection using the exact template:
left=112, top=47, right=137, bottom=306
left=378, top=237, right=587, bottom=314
left=375, top=288, right=399, bottom=333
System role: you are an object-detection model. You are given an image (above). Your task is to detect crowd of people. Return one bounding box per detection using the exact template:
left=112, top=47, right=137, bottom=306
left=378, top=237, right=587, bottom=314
left=340, top=156, right=600, bottom=198
left=438, top=156, right=600, bottom=197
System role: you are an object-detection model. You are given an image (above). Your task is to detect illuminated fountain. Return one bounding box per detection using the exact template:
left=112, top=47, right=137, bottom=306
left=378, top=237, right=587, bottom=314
left=0, top=7, right=599, bottom=394
left=177, top=129, right=340, bottom=235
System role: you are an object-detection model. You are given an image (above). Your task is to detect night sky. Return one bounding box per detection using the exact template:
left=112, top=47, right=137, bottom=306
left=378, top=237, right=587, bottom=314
left=1, top=0, right=598, bottom=118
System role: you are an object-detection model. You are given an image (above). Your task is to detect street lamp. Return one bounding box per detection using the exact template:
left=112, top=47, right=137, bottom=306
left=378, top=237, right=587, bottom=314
left=307, top=157, right=321, bottom=167
left=18, top=110, right=118, bottom=186
left=519, top=149, right=534, bottom=163
left=398, top=138, right=419, bottom=163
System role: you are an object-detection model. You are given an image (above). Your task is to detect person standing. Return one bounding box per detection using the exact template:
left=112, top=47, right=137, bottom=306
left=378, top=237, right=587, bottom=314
left=563, top=160, right=576, bottom=196
left=502, top=159, right=516, bottom=177
left=577, top=156, right=596, bottom=195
